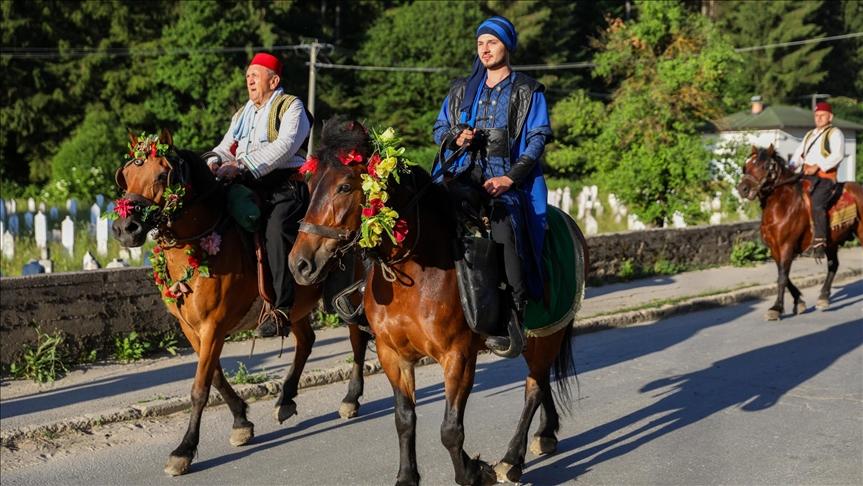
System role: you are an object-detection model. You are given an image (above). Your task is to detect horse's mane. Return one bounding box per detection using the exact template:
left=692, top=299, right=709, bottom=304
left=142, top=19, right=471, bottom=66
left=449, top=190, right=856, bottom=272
left=313, top=117, right=372, bottom=168
left=174, top=148, right=220, bottom=197
left=756, top=147, right=790, bottom=170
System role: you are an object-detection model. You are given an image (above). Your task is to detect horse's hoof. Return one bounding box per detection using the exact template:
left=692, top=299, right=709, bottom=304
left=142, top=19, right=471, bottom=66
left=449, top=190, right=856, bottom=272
left=229, top=424, right=254, bottom=447
left=816, top=298, right=829, bottom=310
left=764, top=309, right=781, bottom=321
left=493, top=461, right=523, bottom=483
left=164, top=455, right=192, bottom=476
left=794, top=300, right=807, bottom=315
left=274, top=400, right=297, bottom=424
left=339, top=401, right=359, bottom=419
left=529, top=435, right=558, bottom=456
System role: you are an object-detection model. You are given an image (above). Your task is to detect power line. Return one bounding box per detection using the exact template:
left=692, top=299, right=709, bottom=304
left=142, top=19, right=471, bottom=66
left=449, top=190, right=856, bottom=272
left=309, top=61, right=595, bottom=73
left=735, top=32, right=862, bottom=52
left=0, top=43, right=321, bottom=59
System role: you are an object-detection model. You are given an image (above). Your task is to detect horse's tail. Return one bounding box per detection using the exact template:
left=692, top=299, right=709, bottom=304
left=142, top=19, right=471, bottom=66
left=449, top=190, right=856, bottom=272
left=551, top=321, right=578, bottom=414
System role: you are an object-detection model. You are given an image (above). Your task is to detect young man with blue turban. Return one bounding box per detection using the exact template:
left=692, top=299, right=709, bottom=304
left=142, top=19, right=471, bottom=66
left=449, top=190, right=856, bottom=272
left=432, top=16, right=552, bottom=357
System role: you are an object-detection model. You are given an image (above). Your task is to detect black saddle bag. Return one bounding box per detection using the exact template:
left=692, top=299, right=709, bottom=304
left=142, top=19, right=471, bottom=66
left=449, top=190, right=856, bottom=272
left=454, top=236, right=504, bottom=336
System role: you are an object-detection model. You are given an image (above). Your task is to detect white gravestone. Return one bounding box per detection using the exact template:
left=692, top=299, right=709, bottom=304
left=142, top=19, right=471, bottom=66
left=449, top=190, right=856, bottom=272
left=27, top=198, right=36, bottom=213
left=710, top=212, right=722, bottom=225
left=61, top=216, right=75, bottom=256
left=9, top=199, right=16, bottom=214
left=83, top=251, right=100, bottom=270
left=561, top=187, right=572, bottom=215
left=129, top=246, right=142, bottom=262
left=585, top=214, right=598, bottom=236
left=672, top=211, right=687, bottom=228
left=97, top=217, right=109, bottom=256
left=106, top=258, right=130, bottom=269
left=89, top=203, right=100, bottom=234
left=38, top=201, right=46, bottom=212
left=1, top=231, right=14, bottom=260
left=35, top=211, right=47, bottom=248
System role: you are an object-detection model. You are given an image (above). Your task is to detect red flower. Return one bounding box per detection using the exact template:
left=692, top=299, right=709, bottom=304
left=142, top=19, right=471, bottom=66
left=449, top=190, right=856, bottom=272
left=114, top=198, right=133, bottom=218
left=153, top=246, right=161, bottom=255
left=299, top=156, right=319, bottom=175
left=338, top=149, right=363, bottom=166
left=362, top=198, right=384, bottom=218
left=164, top=288, right=178, bottom=299
left=367, top=153, right=381, bottom=178
left=150, top=145, right=158, bottom=158
left=187, top=255, right=200, bottom=269
left=394, top=219, right=409, bottom=243
left=153, top=271, right=163, bottom=286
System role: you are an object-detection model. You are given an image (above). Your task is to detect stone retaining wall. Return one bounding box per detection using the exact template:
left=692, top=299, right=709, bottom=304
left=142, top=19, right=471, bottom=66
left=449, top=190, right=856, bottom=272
left=0, top=222, right=762, bottom=369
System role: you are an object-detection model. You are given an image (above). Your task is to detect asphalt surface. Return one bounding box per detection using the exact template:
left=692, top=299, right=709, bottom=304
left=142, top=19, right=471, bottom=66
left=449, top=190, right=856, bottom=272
left=2, top=280, right=861, bottom=485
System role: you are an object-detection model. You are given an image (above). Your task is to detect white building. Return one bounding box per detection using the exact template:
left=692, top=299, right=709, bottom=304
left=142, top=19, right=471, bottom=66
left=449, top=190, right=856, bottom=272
left=713, top=99, right=861, bottom=182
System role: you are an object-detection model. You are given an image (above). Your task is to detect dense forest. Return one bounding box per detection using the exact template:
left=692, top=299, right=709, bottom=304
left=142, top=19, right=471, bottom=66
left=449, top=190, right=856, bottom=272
left=2, top=0, right=861, bottom=224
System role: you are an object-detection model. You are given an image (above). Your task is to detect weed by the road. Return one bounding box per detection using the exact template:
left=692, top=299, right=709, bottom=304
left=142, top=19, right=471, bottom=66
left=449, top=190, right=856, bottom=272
left=312, top=308, right=342, bottom=329
left=225, top=362, right=270, bottom=385
left=114, top=332, right=151, bottom=363
left=730, top=239, right=770, bottom=266
left=9, top=328, right=69, bottom=383
left=226, top=330, right=256, bottom=342
left=156, top=331, right=179, bottom=356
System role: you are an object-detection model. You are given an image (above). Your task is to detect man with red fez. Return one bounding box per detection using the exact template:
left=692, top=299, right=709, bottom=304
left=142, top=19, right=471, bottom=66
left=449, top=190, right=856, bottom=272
left=205, top=52, right=312, bottom=337
left=790, top=101, right=845, bottom=258
left=432, top=16, right=552, bottom=357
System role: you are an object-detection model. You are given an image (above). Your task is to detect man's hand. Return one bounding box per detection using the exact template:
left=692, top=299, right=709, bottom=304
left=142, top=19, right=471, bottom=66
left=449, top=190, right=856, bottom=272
left=216, top=161, right=242, bottom=181
left=455, top=128, right=475, bottom=147
left=483, top=176, right=514, bottom=198
left=802, top=163, right=820, bottom=176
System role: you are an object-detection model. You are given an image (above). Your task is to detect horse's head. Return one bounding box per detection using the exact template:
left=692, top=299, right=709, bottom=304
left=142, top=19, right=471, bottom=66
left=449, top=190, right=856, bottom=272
left=112, top=129, right=190, bottom=247
left=289, top=119, right=371, bottom=285
left=737, top=144, right=786, bottom=201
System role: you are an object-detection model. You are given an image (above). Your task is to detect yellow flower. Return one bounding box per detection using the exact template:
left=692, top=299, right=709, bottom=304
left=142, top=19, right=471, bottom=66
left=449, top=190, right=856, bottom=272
left=376, top=156, right=397, bottom=179
left=380, top=127, right=396, bottom=143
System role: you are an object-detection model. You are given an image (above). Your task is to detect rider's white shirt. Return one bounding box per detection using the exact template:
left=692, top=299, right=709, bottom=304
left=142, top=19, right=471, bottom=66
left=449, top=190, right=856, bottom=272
left=210, top=91, right=310, bottom=178
left=789, top=125, right=845, bottom=172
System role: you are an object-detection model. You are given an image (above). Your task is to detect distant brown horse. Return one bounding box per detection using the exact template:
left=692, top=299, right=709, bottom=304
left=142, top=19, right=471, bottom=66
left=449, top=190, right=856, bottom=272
left=112, top=130, right=370, bottom=476
left=737, top=145, right=863, bottom=320
left=289, top=120, right=581, bottom=485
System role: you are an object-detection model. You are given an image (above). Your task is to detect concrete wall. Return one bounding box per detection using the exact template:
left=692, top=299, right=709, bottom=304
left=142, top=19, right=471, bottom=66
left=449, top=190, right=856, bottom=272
left=0, top=222, right=761, bottom=369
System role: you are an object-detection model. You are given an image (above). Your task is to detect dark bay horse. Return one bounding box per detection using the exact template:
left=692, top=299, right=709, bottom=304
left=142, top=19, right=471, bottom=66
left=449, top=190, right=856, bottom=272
left=289, top=120, right=579, bottom=485
left=112, top=130, right=370, bottom=476
left=737, top=145, right=863, bottom=320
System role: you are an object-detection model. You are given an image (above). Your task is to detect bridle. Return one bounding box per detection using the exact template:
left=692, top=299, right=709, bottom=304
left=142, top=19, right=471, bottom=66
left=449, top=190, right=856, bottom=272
left=740, top=152, right=797, bottom=198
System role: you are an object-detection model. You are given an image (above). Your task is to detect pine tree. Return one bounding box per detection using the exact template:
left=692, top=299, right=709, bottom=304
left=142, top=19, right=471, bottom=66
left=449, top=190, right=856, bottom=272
left=717, top=0, right=831, bottom=107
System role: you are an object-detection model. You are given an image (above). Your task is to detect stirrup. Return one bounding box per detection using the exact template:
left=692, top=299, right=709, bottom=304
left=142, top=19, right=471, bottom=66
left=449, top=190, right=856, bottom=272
left=811, top=238, right=827, bottom=260
left=485, top=306, right=525, bottom=359
left=256, top=305, right=291, bottom=338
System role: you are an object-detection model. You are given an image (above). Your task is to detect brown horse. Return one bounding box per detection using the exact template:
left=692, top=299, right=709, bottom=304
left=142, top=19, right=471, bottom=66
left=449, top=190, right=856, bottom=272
left=289, top=120, right=580, bottom=485
left=112, top=130, right=370, bottom=476
left=737, top=145, right=863, bottom=320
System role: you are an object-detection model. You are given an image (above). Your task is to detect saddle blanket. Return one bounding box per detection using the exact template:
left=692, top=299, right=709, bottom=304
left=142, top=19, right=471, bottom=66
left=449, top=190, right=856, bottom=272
left=829, top=189, right=857, bottom=230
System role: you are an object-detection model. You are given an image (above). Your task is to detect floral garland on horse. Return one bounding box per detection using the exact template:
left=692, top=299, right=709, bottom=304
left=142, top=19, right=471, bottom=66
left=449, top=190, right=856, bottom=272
left=300, top=126, right=413, bottom=249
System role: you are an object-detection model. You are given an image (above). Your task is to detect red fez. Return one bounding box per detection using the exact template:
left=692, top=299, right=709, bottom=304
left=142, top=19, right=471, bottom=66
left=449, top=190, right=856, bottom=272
left=814, top=101, right=832, bottom=113
left=250, top=52, right=282, bottom=76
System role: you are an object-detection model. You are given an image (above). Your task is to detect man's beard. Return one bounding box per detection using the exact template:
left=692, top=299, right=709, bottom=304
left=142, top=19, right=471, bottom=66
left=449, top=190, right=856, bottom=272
left=482, top=56, right=507, bottom=70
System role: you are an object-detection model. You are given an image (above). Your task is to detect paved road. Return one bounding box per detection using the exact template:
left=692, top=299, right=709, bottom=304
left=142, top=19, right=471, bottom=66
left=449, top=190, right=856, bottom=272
left=3, top=280, right=861, bottom=485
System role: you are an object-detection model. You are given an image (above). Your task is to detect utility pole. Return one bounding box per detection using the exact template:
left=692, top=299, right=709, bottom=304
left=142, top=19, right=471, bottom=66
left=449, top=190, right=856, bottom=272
left=307, top=40, right=320, bottom=154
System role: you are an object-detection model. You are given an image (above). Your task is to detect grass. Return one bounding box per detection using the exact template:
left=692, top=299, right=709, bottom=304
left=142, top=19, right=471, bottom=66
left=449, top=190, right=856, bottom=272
left=8, top=328, right=69, bottom=383
left=225, top=362, right=271, bottom=385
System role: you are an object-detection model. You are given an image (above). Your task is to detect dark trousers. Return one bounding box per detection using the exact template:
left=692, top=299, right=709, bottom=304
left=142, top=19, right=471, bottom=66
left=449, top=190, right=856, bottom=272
left=254, top=171, right=310, bottom=310
left=803, top=175, right=835, bottom=240
left=489, top=203, right=526, bottom=304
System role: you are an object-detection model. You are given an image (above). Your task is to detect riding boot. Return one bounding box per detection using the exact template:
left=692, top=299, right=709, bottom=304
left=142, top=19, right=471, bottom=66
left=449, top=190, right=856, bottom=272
left=256, top=306, right=291, bottom=338
left=485, top=300, right=526, bottom=358
left=811, top=237, right=827, bottom=260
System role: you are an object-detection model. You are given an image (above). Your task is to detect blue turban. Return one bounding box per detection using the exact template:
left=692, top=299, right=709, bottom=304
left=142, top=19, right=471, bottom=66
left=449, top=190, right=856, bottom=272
left=459, top=16, right=518, bottom=121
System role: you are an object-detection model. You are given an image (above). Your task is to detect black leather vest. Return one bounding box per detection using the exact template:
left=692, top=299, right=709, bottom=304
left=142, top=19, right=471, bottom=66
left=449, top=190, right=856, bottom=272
left=445, top=72, right=544, bottom=146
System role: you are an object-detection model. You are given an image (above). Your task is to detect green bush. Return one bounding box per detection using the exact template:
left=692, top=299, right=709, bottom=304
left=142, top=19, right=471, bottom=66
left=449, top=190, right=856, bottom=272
left=730, top=240, right=771, bottom=267
left=46, top=106, right=126, bottom=201
left=114, top=331, right=151, bottom=363
left=652, top=259, right=685, bottom=275
left=9, top=328, right=69, bottom=383
left=618, top=259, right=638, bottom=279
left=225, top=362, right=270, bottom=385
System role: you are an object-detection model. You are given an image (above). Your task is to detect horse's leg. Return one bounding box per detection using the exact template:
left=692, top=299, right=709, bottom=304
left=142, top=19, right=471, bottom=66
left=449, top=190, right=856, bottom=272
left=817, top=245, right=840, bottom=309
left=766, top=247, right=795, bottom=321
left=211, top=364, right=254, bottom=446
left=439, top=351, right=496, bottom=486
left=378, top=344, right=420, bottom=486
left=531, top=384, right=561, bottom=455
left=339, top=324, right=370, bottom=419
left=274, top=314, right=314, bottom=423
left=165, top=325, right=224, bottom=476
left=495, top=335, right=562, bottom=483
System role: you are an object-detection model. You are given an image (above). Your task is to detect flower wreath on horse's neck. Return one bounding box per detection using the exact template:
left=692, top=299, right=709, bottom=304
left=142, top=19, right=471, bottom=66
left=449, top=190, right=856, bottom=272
left=109, top=132, right=219, bottom=304
left=300, top=126, right=413, bottom=249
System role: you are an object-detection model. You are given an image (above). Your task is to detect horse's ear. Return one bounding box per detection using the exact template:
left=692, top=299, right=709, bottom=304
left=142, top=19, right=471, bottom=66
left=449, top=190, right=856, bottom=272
left=128, top=129, right=138, bottom=147
left=750, top=145, right=758, bottom=156
left=766, top=144, right=775, bottom=156
left=158, top=128, right=173, bottom=146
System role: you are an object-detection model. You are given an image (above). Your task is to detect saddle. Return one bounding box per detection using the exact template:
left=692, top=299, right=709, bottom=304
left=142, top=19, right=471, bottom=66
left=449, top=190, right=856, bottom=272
left=801, top=180, right=858, bottom=232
